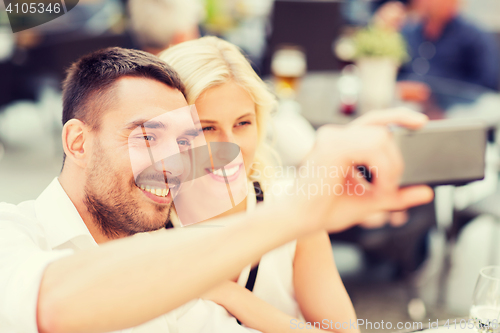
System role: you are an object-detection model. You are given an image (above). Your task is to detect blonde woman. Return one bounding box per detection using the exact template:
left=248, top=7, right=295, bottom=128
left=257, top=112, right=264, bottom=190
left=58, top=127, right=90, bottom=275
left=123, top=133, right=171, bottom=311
left=158, top=36, right=360, bottom=333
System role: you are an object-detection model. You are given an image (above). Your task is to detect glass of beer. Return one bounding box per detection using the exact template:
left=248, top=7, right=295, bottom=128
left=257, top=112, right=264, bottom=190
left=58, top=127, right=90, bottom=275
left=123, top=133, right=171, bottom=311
left=271, top=45, right=306, bottom=99
left=470, top=266, right=500, bottom=333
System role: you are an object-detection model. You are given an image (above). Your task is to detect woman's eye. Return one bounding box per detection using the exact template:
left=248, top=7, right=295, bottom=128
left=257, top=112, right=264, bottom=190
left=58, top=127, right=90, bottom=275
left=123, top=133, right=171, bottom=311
left=236, top=121, right=251, bottom=127
left=202, top=126, right=215, bottom=132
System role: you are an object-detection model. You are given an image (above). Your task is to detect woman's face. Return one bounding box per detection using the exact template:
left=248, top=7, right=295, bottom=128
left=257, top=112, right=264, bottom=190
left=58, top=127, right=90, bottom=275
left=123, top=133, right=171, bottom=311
left=195, top=81, right=258, bottom=179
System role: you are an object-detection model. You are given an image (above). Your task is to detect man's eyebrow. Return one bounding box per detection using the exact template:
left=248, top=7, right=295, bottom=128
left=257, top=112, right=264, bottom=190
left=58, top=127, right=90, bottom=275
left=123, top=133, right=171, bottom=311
left=183, top=128, right=202, bottom=137
left=125, top=119, right=167, bottom=130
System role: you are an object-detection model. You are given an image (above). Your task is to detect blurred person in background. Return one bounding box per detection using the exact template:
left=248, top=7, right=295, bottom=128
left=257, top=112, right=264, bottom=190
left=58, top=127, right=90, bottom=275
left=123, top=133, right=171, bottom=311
left=0, top=0, right=126, bottom=109
left=375, top=0, right=500, bottom=104
left=11, top=0, right=125, bottom=48
left=160, top=36, right=432, bottom=332
left=127, top=0, right=203, bottom=55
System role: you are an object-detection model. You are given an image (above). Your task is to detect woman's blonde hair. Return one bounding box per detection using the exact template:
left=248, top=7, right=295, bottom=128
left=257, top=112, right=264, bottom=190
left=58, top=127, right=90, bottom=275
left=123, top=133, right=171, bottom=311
left=159, top=36, right=279, bottom=182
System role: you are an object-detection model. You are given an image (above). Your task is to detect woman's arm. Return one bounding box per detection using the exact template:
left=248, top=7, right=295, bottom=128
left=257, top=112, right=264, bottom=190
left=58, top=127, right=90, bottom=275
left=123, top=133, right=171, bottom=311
left=293, top=231, right=360, bottom=333
left=203, top=281, right=332, bottom=333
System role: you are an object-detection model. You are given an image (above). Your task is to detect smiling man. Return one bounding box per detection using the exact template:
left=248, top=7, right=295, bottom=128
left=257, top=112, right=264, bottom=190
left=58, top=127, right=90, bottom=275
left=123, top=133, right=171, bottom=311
left=0, top=47, right=434, bottom=333
left=59, top=50, right=196, bottom=241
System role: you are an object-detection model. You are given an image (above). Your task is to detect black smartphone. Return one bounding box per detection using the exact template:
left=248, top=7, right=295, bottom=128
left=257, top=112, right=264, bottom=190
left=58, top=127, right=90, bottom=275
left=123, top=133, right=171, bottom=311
left=393, top=119, right=488, bottom=186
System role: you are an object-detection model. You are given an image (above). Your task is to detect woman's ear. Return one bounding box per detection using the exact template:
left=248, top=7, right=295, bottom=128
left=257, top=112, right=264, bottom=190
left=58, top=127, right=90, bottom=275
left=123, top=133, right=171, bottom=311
left=62, top=119, right=90, bottom=168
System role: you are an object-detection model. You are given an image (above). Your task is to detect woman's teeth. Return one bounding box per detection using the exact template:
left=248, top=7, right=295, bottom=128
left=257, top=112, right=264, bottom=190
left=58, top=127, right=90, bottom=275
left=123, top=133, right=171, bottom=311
left=140, top=185, right=170, bottom=197
left=212, top=165, right=240, bottom=177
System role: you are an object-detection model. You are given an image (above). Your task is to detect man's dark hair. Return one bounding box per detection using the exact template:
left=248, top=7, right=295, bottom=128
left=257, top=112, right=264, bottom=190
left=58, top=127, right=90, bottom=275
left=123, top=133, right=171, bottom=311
left=62, top=47, right=185, bottom=129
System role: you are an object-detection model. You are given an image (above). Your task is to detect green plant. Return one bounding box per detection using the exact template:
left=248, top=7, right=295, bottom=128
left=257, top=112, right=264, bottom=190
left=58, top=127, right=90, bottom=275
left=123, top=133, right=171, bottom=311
left=353, top=26, right=409, bottom=63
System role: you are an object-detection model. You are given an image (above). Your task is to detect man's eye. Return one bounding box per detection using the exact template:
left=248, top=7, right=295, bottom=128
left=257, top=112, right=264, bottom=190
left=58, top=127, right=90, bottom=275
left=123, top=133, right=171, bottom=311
left=177, top=139, right=191, bottom=146
left=138, top=135, right=155, bottom=142
left=202, top=126, right=215, bottom=132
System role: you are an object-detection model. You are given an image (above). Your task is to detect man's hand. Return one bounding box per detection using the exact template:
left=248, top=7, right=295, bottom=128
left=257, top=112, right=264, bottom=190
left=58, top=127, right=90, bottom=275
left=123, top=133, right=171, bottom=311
left=293, top=116, right=433, bottom=233
left=358, top=211, right=409, bottom=228
left=350, top=108, right=428, bottom=228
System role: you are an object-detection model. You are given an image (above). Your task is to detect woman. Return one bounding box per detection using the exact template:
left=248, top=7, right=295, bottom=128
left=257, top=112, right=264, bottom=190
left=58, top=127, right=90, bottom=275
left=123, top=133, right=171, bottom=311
left=159, top=36, right=360, bottom=333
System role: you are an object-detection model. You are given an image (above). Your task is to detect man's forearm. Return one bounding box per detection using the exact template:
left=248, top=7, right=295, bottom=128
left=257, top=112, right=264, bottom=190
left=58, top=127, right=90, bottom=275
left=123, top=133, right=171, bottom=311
left=37, top=199, right=316, bottom=333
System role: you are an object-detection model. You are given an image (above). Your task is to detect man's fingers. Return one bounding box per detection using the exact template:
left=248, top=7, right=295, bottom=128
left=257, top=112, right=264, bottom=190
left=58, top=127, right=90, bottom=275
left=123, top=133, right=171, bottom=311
left=359, top=212, right=391, bottom=229
left=382, top=185, right=434, bottom=211
left=389, top=211, right=409, bottom=227
left=368, top=128, right=404, bottom=195
left=351, top=108, right=428, bottom=129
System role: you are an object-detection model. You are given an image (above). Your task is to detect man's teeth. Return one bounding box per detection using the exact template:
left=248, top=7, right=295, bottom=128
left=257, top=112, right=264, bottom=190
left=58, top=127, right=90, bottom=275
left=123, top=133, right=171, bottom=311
left=212, top=165, right=240, bottom=177
left=139, top=185, right=170, bottom=197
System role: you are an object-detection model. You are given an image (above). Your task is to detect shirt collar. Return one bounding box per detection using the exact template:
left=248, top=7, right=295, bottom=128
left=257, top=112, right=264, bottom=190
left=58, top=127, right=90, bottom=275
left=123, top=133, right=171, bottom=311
left=35, top=178, right=97, bottom=250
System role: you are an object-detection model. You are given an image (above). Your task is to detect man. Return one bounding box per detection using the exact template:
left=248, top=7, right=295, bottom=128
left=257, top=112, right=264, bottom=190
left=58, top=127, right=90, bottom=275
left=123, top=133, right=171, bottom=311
left=398, top=0, right=499, bottom=99
left=0, top=47, right=433, bottom=333
left=128, top=0, right=202, bottom=55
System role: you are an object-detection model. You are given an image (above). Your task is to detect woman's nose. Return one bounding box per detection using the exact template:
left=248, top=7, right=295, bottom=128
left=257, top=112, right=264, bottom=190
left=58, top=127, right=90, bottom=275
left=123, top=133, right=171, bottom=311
left=218, top=130, right=235, bottom=143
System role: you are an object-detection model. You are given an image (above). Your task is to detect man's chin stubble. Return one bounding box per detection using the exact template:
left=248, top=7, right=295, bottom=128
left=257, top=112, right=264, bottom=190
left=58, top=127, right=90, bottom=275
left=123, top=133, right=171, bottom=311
left=83, top=191, right=172, bottom=239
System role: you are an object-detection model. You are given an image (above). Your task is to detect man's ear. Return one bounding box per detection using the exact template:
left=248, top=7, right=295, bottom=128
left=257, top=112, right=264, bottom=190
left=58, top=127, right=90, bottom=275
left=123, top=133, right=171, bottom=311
left=62, top=119, right=91, bottom=168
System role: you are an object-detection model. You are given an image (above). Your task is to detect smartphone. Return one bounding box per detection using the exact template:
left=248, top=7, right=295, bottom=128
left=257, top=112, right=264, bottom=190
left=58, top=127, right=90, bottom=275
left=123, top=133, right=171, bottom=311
left=393, top=119, right=488, bottom=187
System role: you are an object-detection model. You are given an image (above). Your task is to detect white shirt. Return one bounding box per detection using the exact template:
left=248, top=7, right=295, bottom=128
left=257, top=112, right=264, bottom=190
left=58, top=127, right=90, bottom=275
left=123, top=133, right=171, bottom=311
left=0, top=178, right=249, bottom=333
left=0, top=178, right=91, bottom=333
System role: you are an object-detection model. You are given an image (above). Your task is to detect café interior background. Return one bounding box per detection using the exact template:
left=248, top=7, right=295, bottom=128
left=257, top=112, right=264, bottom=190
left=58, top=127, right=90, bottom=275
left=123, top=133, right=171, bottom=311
left=1, top=0, right=500, bottom=331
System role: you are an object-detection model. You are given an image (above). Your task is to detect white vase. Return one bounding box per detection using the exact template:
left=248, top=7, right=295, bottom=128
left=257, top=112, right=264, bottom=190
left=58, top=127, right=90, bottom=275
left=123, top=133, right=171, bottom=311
left=356, top=57, right=398, bottom=114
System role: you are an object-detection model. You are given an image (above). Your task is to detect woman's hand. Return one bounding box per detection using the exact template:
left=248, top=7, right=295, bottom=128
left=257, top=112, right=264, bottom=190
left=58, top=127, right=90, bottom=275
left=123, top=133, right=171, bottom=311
left=202, top=280, right=330, bottom=333
left=294, top=231, right=361, bottom=333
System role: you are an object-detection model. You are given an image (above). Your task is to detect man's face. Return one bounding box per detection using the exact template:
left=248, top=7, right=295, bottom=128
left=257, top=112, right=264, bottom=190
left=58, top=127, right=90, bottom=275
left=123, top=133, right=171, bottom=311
left=83, top=77, right=190, bottom=238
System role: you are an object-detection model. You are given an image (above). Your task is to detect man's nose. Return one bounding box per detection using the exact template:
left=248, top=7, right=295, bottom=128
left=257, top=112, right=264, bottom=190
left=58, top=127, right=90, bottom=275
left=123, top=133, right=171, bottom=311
left=153, top=146, right=184, bottom=178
